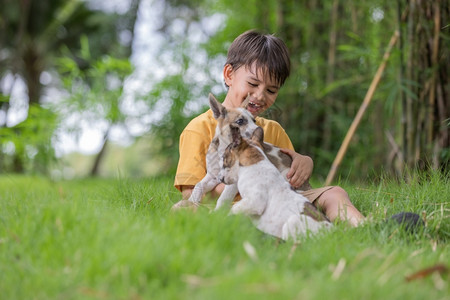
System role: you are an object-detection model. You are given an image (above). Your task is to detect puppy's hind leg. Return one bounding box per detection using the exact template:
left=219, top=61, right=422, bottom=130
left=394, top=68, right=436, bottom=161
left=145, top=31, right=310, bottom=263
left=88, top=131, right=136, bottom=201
left=188, top=173, right=220, bottom=204
left=282, top=215, right=309, bottom=242
left=214, top=184, right=238, bottom=211
left=230, top=197, right=265, bottom=216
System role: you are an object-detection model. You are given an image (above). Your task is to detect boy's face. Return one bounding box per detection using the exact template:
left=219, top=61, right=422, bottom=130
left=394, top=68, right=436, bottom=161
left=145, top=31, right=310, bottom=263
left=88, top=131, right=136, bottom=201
left=223, top=63, right=280, bottom=117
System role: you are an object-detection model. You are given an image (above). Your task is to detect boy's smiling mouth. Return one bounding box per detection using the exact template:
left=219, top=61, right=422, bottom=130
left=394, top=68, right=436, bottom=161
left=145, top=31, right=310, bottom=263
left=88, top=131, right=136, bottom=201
left=247, top=100, right=264, bottom=115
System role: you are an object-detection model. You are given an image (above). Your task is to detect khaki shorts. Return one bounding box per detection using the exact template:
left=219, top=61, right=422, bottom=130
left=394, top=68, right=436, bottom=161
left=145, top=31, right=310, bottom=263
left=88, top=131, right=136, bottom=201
left=300, top=186, right=335, bottom=204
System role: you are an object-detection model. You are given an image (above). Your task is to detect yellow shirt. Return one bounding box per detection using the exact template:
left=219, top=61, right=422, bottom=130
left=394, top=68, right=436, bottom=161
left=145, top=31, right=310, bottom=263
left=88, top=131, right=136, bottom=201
left=174, top=109, right=294, bottom=191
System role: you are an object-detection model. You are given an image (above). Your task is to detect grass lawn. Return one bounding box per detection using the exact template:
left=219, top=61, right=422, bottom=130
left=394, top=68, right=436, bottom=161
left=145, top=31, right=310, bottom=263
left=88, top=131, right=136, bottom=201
left=0, top=172, right=448, bottom=299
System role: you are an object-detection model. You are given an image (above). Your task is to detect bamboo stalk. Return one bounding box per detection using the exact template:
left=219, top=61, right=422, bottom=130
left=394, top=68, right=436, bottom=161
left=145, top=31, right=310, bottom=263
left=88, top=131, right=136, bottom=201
left=397, top=0, right=407, bottom=171
left=325, top=30, right=400, bottom=186
left=406, top=0, right=416, bottom=167
left=428, top=0, right=440, bottom=145
left=323, top=0, right=339, bottom=151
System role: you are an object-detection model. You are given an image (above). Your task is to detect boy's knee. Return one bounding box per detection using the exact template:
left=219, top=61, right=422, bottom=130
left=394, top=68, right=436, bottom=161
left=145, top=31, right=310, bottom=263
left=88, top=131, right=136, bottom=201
left=321, top=186, right=350, bottom=204
left=317, top=186, right=352, bottom=209
left=328, top=186, right=349, bottom=198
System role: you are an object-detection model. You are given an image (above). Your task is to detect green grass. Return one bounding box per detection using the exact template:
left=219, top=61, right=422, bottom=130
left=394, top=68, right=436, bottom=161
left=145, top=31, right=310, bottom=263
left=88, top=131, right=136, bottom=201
left=0, top=172, right=448, bottom=300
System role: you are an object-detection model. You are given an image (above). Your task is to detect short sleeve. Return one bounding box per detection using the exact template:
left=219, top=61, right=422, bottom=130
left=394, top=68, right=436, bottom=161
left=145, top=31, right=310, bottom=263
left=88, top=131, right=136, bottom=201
left=174, top=111, right=216, bottom=191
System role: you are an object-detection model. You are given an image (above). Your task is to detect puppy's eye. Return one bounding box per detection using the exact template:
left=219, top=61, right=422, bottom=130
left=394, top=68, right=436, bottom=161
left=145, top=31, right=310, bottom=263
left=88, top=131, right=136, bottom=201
left=236, top=118, right=244, bottom=125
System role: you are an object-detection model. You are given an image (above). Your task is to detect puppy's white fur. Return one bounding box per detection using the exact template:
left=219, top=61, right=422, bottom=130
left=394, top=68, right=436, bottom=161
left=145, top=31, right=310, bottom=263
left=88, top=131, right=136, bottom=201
left=220, top=126, right=332, bottom=241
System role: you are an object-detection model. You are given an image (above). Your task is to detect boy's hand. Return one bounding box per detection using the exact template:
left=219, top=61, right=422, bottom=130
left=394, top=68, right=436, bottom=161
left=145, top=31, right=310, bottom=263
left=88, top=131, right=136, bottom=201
left=280, top=149, right=313, bottom=188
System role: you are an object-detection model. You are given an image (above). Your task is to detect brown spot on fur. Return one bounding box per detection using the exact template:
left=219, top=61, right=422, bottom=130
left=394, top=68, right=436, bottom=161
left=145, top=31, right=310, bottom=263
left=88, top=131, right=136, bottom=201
left=225, top=125, right=264, bottom=166
left=262, top=142, right=273, bottom=152
left=211, top=137, right=219, bottom=148
left=239, top=145, right=264, bottom=166
left=266, top=150, right=292, bottom=169
left=302, top=202, right=329, bottom=222
left=278, top=150, right=293, bottom=168
left=223, top=148, right=237, bottom=169
left=265, top=153, right=277, bottom=166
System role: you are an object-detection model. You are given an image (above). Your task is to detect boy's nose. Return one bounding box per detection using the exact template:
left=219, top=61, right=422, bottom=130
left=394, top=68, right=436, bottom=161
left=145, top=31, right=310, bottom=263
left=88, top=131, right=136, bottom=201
left=254, top=90, right=264, bottom=102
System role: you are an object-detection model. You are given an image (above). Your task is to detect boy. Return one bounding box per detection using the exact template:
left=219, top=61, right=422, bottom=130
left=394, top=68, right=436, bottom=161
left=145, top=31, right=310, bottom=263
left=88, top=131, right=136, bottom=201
left=174, top=30, right=364, bottom=226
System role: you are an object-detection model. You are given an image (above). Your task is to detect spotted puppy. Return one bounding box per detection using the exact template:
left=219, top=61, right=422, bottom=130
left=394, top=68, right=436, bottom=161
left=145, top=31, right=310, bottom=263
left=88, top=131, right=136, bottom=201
left=187, top=93, right=258, bottom=206
left=188, top=93, right=311, bottom=210
left=214, top=120, right=312, bottom=210
left=220, top=125, right=331, bottom=241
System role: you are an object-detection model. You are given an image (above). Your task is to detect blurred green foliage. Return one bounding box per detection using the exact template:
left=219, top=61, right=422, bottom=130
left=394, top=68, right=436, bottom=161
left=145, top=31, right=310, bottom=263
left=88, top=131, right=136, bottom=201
left=0, top=0, right=135, bottom=174
left=0, top=105, right=57, bottom=174
left=0, top=0, right=448, bottom=181
left=57, top=36, right=133, bottom=126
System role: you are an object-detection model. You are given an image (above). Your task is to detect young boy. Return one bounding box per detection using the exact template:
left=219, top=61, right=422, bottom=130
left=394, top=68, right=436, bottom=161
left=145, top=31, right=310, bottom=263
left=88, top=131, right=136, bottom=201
left=173, top=30, right=364, bottom=226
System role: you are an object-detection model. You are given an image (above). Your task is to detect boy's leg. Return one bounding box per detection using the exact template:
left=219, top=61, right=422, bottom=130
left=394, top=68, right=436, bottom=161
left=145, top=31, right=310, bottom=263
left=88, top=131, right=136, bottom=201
left=314, top=187, right=364, bottom=226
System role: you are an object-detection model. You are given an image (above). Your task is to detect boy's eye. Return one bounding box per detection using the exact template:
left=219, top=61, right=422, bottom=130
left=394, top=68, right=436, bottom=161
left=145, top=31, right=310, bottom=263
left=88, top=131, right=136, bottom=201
left=248, top=82, right=257, bottom=87
left=267, top=89, right=276, bottom=94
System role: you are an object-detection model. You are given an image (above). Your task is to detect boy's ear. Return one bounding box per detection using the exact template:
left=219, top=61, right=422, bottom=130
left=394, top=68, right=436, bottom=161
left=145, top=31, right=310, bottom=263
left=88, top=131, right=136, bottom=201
left=209, top=93, right=227, bottom=119
left=223, top=64, right=233, bottom=87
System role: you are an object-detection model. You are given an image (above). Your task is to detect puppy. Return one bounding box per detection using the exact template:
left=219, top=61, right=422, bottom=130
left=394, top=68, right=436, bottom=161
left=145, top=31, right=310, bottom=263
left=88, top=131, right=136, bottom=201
left=219, top=125, right=331, bottom=241
left=187, top=94, right=258, bottom=206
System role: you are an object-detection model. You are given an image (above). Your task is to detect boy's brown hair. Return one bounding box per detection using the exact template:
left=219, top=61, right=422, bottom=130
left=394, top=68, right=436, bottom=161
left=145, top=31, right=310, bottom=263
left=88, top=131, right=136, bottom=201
left=225, top=30, right=291, bottom=87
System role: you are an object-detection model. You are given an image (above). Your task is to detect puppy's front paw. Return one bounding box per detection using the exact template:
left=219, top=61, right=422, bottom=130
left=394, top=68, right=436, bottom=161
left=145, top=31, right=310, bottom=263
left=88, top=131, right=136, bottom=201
left=170, top=200, right=198, bottom=213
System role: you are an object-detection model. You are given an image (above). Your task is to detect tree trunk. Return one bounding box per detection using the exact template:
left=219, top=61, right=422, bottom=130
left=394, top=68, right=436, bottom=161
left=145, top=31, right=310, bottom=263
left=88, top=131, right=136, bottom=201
left=90, top=128, right=110, bottom=176
left=23, top=46, right=44, bottom=106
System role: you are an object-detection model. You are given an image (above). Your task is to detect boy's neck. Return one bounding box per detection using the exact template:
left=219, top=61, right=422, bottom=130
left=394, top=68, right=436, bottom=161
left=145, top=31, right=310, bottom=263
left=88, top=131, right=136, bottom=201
left=221, top=96, right=234, bottom=109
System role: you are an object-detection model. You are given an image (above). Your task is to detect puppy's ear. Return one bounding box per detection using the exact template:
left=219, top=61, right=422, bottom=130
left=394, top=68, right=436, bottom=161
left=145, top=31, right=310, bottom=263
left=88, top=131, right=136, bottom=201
left=251, top=127, right=264, bottom=144
left=209, top=93, right=227, bottom=119
left=229, top=124, right=242, bottom=147
left=240, top=93, right=251, bottom=109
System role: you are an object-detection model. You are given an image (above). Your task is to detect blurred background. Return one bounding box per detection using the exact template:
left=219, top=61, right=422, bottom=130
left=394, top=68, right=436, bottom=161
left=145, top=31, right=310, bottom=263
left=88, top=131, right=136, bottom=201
left=0, top=0, right=448, bottom=182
